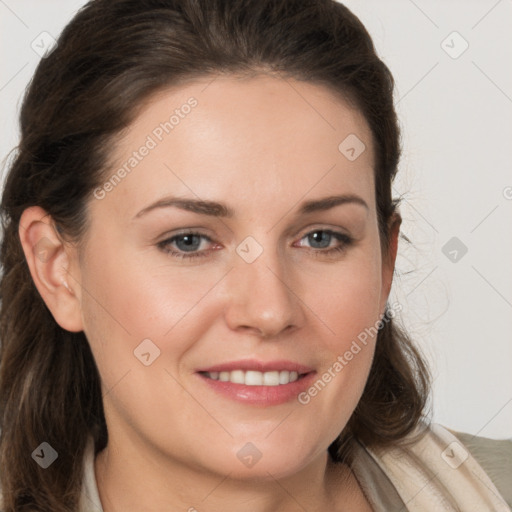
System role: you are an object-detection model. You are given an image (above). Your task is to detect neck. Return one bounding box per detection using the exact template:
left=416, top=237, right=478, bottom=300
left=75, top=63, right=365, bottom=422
left=93, top=436, right=365, bottom=512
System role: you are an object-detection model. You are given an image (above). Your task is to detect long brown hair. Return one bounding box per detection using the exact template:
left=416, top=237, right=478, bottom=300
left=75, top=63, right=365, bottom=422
left=0, top=1, right=430, bottom=509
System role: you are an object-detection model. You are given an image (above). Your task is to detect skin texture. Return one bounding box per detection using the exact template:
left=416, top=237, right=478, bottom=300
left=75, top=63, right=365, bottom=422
left=19, top=74, right=400, bottom=511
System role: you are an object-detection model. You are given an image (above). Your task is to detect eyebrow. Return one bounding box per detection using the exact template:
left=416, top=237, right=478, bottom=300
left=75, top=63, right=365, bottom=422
left=133, top=194, right=369, bottom=220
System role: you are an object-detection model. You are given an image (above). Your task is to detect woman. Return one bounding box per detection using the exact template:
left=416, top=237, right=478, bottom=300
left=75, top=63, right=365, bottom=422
left=0, top=0, right=510, bottom=510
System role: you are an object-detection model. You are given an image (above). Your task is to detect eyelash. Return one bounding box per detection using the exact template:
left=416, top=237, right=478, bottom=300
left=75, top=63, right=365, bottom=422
left=157, top=229, right=354, bottom=260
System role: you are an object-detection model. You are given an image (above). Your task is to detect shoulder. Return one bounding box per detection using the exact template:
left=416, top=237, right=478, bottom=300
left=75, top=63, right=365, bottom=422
left=410, top=422, right=512, bottom=509
left=363, top=421, right=512, bottom=511
left=446, top=426, right=512, bottom=508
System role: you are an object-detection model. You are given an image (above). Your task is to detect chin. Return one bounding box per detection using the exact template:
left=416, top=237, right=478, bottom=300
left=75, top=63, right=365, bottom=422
left=219, top=456, right=313, bottom=482
left=194, top=439, right=323, bottom=482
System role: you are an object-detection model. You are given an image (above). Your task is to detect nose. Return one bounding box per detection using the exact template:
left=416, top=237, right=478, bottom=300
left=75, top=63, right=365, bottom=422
left=222, top=245, right=305, bottom=339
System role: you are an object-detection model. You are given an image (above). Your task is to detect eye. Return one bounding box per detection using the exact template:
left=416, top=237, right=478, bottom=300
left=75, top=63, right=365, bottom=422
left=296, top=229, right=353, bottom=257
left=157, top=228, right=353, bottom=261
left=157, top=232, right=215, bottom=260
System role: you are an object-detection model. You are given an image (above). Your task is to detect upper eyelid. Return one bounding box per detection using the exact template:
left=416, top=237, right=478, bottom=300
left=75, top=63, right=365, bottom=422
left=160, top=222, right=352, bottom=240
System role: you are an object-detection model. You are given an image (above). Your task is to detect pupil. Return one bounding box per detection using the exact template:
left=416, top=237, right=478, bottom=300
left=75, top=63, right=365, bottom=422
left=309, top=231, right=330, bottom=248
left=177, top=235, right=200, bottom=252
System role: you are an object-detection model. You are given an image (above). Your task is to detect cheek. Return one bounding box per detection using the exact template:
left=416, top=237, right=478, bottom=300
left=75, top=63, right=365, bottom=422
left=304, top=250, right=383, bottom=351
left=294, top=249, right=383, bottom=419
left=80, top=237, right=217, bottom=335
left=78, top=243, right=229, bottom=384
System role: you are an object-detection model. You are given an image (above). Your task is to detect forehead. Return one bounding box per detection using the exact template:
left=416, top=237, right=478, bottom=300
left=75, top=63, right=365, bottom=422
left=97, top=74, right=375, bottom=220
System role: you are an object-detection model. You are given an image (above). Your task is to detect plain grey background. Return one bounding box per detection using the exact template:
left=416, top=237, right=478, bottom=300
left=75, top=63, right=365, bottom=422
left=1, top=0, right=511, bottom=439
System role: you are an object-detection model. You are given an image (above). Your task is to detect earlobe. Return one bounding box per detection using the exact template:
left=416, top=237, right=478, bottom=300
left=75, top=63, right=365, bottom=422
left=380, top=211, right=402, bottom=315
left=387, top=211, right=402, bottom=269
left=18, top=206, right=84, bottom=333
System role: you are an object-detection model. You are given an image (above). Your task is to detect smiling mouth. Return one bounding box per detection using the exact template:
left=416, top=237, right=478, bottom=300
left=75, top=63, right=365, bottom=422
left=199, top=370, right=309, bottom=386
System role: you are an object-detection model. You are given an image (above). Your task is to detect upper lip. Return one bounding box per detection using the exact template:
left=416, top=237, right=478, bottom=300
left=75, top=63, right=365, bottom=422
left=196, top=359, right=315, bottom=374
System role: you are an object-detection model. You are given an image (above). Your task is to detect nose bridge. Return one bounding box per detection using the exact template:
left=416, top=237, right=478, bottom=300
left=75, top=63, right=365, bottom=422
left=223, top=236, right=302, bottom=337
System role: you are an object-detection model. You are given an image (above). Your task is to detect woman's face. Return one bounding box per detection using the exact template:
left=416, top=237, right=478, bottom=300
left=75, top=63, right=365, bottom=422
left=74, top=75, right=397, bottom=479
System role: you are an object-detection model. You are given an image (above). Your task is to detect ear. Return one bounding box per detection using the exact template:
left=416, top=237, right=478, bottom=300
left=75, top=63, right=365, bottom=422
left=18, top=206, right=84, bottom=332
left=379, top=210, right=402, bottom=315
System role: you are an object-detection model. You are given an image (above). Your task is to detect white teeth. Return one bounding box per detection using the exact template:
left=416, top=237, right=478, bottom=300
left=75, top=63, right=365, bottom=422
left=279, top=370, right=289, bottom=384
left=245, top=370, right=263, bottom=386
left=230, top=370, right=245, bottom=384
left=205, top=369, right=301, bottom=386
left=263, top=371, right=280, bottom=386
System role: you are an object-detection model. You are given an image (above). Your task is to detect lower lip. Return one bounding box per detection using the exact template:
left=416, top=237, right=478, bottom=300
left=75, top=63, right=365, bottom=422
left=197, top=372, right=317, bottom=406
